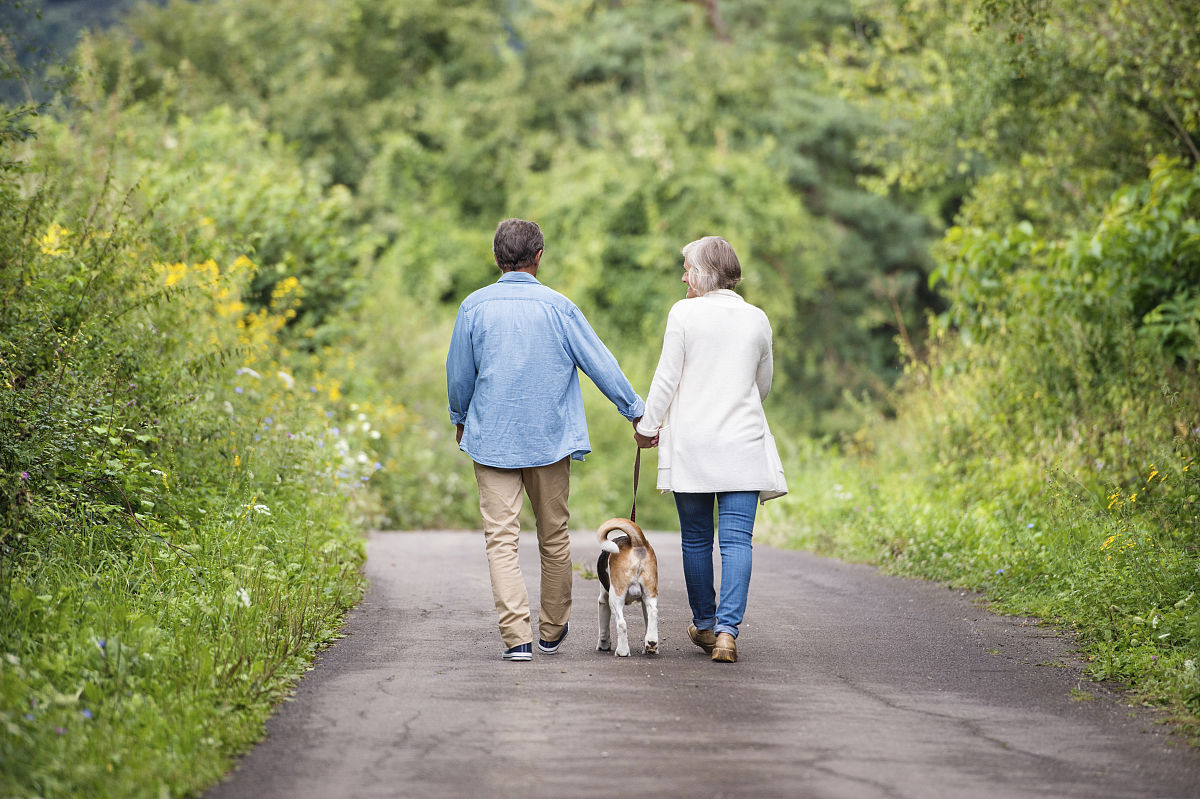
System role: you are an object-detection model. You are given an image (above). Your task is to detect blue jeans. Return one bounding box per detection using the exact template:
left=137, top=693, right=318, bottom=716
left=673, top=491, right=757, bottom=639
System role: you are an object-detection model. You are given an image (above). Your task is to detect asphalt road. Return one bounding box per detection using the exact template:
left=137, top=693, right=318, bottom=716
left=207, top=530, right=1200, bottom=799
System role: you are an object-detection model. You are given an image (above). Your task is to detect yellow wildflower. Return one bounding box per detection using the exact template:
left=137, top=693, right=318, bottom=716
left=163, top=262, right=188, bottom=287
left=39, top=223, right=70, bottom=256
left=271, top=276, right=303, bottom=308
left=197, top=259, right=219, bottom=284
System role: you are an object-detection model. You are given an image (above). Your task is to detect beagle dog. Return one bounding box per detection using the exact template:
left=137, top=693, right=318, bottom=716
left=596, top=518, right=659, bottom=657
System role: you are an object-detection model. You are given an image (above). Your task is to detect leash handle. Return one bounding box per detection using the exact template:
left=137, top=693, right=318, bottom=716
left=631, top=447, right=641, bottom=522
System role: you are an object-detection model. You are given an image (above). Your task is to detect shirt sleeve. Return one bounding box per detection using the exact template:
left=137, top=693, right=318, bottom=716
left=561, top=306, right=645, bottom=421
left=636, top=305, right=685, bottom=436
left=446, top=305, right=476, bottom=426
left=756, top=314, right=773, bottom=402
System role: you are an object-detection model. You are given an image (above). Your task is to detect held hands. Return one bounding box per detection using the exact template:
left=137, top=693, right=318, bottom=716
left=631, top=416, right=659, bottom=448
left=634, top=430, right=659, bottom=448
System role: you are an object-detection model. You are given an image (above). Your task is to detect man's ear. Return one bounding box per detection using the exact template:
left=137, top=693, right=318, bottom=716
left=534, top=249, right=543, bottom=266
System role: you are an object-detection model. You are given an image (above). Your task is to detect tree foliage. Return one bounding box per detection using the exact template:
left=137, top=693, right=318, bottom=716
left=82, top=0, right=942, bottom=432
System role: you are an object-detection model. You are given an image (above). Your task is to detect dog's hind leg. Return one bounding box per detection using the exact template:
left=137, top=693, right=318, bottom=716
left=609, top=588, right=630, bottom=657
left=597, top=593, right=611, bottom=651
left=643, top=595, right=659, bottom=655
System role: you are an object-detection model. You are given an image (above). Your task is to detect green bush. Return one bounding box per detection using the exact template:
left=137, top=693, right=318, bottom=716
left=765, top=160, right=1200, bottom=736
left=0, top=92, right=366, bottom=798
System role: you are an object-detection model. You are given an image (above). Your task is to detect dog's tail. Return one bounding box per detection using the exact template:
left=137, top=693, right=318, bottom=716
left=597, top=517, right=649, bottom=554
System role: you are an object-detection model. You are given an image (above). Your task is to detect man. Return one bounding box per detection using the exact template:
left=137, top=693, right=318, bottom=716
left=447, top=218, right=645, bottom=661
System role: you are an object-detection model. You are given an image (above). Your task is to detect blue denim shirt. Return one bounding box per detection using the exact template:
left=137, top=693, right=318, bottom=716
left=447, top=272, right=645, bottom=468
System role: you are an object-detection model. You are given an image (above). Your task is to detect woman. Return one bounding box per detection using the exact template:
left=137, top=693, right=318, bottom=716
left=634, top=236, right=787, bottom=664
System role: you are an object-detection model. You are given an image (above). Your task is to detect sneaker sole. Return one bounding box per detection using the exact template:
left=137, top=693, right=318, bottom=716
left=503, top=651, right=532, bottom=661
left=538, top=626, right=568, bottom=654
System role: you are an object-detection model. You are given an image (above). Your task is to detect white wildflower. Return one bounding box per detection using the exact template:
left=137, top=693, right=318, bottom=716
left=277, top=371, right=295, bottom=389
left=251, top=504, right=272, bottom=516
left=236, top=587, right=251, bottom=608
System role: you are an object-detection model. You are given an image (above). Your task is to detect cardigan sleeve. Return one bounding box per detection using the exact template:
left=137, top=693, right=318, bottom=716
left=636, top=304, right=685, bottom=436
left=755, top=314, right=773, bottom=402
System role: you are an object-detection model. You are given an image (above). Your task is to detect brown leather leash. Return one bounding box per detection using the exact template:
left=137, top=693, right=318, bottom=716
left=630, top=447, right=641, bottom=523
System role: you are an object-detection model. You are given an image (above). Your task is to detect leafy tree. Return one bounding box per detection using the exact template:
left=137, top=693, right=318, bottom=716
left=82, top=0, right=943, bottom=432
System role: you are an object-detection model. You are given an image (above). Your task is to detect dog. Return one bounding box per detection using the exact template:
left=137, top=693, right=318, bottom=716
left=595, top=517, right=659, bottom=657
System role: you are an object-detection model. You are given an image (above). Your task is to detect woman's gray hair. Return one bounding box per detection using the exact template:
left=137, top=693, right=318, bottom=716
left=681, top=236, right=742, bottom=295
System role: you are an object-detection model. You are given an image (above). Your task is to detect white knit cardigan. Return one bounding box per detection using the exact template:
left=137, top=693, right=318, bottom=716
left=635, top=290, right=788, bottom=503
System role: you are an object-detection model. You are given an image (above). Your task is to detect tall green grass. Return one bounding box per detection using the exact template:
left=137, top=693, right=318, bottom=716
left=764, top=310, right=1200, bottom=739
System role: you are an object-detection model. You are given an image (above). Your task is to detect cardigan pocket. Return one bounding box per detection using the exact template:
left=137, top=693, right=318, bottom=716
left=759, top=430, right=788, bottom=503
left=654, top=423, right=672, bottom=490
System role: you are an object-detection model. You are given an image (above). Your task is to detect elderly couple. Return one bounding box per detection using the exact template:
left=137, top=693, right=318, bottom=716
left=446, top=219, right=787, bottom=665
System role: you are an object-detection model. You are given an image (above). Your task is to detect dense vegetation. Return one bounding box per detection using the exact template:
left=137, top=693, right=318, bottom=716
left=766, top=0, right=1200, bottom=735
left=1, top=0, right=1197, bottom=795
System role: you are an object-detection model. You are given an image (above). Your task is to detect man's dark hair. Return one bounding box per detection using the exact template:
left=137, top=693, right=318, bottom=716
left=493, top=218, right=544, bottom=271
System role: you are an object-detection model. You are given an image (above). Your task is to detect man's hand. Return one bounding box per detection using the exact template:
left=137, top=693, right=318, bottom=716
left=631, top=416, right=657, bottom=447
left=456, top=424, right=464, bottom=445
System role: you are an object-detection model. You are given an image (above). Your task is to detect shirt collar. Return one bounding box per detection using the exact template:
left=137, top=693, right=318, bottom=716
left=498, top=271, right=540, bottom=284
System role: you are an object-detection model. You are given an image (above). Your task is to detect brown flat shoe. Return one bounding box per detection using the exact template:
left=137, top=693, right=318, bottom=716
left=688, top=624, right=716, bottom=654
left=712, top=632, right=737, bottom=663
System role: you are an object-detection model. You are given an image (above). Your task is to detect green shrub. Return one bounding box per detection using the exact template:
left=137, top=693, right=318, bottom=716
left=765, top=161, right=1200, bottom=736
left=0, top=93, right=366, bottom=798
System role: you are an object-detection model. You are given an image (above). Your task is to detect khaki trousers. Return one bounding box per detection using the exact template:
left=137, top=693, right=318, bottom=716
left=473, top=457, right=572, bottom=648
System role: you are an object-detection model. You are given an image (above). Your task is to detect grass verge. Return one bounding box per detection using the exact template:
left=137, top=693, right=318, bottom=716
left=763, top=426, right=1200, bottom=743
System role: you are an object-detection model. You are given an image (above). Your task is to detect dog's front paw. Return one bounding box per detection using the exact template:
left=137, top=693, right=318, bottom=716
left=644, top=639, right=658, bottom=655
left=597, top=641, right=611, bottom=652
left=615, top=644, right=631, bottom=657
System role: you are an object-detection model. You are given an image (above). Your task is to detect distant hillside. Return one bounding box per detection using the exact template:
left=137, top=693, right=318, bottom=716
left=1, top=0, right=167, bottom=103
